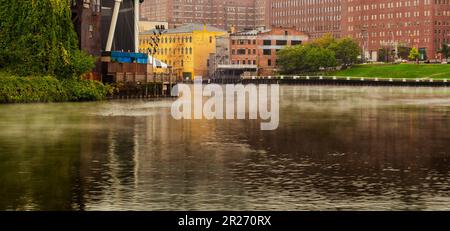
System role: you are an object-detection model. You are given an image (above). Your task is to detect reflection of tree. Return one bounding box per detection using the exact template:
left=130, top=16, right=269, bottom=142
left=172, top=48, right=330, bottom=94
left=0, top=107, right=83, bottom=210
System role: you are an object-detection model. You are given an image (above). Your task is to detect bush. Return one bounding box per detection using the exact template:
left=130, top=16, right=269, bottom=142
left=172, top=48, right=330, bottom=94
left=61, top=78, right=111, bottom=102
left=0, top=71, right=110, bottom=103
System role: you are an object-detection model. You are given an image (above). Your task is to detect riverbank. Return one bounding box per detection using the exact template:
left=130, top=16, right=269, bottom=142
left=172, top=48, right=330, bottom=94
left=327, top=64, right=450, bottom=80
left=0, top=71, right=111, bottom=103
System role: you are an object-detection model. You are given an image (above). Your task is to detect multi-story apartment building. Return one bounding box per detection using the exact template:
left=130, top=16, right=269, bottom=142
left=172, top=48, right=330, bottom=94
left=342, top=0, right=450, bottom=61
left=140, top=24, right=227, bottom=79
left=226, top=27, right=309, bottom=76
left=270, top=0, right=342, bottom=39
left=140, top=0, right=256, bottom=31
left=256, top=0, right=272, bottom=29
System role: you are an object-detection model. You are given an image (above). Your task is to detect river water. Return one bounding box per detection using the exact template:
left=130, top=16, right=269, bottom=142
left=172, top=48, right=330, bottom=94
left=0, top=86, right=449, bottom=211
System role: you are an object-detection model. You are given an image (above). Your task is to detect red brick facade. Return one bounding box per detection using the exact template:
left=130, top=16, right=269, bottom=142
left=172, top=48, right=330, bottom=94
left=140, top=0, right=256, bottom=31
left=342, top=0, right=450, bottom=61
left=230, top=27, right=309, bottom=75
left=270, top=0, right=342, bottom=39
left=142, top=0, right=450, bottom=62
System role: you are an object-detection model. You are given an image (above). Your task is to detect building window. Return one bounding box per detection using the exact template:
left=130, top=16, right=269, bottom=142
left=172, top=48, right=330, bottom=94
left=291, top=40, right=302, bottom=46
left=276, top=40, right=287, bottom=46
left=210, top=36, right=213, bottom=43
left=263, top=40, right=271, bottom=45
left=263, top=49, right=271, bottom=55
left=268, top=59, right=272, bottom=66
left=237, top=49, right=246, bottom=55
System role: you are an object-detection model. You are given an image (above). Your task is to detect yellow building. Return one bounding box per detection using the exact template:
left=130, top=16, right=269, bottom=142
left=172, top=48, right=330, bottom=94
left=140, top=24, right=227, bottom=80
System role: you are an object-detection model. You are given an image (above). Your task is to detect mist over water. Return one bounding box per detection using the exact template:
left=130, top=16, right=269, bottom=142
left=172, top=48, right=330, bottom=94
left=0, top=86, right=449, bottom=211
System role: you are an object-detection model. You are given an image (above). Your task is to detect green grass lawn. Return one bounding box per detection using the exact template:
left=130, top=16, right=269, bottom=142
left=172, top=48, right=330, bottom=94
left=328, top=64, right=450, bottom=79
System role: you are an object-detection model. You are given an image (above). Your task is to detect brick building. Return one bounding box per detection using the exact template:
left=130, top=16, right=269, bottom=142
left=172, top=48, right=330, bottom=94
left=71, top=0, right=102, bottom=56
left=342, top=0, right=450, bottom=61
left=270, top=0, right=342, bottom=39
left=222, top=27, right=308, bottom=76
left=140, top=0, right=256, bottom=31
left=256, top=0, right=272, bottom=29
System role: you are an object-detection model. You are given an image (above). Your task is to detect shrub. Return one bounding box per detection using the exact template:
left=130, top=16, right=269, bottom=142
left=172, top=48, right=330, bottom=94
left=0, top=71, right=110, bottom=103
left=61, top=78, right=111, bottom=102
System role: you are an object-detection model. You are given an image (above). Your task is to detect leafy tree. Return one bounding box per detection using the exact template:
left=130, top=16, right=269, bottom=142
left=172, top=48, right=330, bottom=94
left=398, top=47, right=411, bottom=60
left=277, top=44, right=336, bottom=74
left=409, top=47, right=420, bottom=62
left=310, top=33, right=337, bottom=49
left=438, top=43, right=450, bottom=60
left=0, top=0, right=94, bottom=78
left=329, top=37, right=360, bottom=67
left=304, top=47, right=336, bottom=72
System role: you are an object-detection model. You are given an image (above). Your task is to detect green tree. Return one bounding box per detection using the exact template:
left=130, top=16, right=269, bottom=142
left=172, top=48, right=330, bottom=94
left=398, top=47, right=411, bottom=60
left=310, top=33, right=337, bottom=49
left=439, top=43, right=450, bottom=60
left=277, top=44, right=336, bottom=74
left=0, top=0, right=94, bottom=78
left=329, top=37, right=360, bottom=67
left=409, top=47, right=420, bottom=62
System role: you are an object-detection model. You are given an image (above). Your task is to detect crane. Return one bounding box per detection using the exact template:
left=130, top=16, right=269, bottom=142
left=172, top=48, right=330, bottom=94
left=106, top=0, right=144, bottom=52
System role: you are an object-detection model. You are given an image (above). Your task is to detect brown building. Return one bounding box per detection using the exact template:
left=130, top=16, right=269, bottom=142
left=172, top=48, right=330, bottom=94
left=140, top=0, right=256, bottom=31
left=342, top=0, right=450, bottom=61
left=270, top=0, right=342, bottom=39
left=71, top=0, right=102, bottom=56
left=223, top=27, right=308, bottom=76
left=256, top=0, right=272, bottom=29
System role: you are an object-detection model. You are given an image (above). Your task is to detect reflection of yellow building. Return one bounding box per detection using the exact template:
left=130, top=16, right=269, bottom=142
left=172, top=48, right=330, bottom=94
left=140, top=24, right=227, bottom=80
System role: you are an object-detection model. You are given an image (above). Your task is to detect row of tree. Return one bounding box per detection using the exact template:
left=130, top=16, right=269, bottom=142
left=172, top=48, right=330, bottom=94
left=277, top=34, right=360, bottom=74
left=0, top=0, right=94, bottom=78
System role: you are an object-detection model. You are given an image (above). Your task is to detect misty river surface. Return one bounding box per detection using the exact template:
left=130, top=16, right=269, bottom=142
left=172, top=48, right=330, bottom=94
left=0, top=86, right=450, bottom=211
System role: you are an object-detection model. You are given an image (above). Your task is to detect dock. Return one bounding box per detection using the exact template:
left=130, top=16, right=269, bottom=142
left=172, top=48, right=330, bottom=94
left=209, top=75, right=450, bottom=87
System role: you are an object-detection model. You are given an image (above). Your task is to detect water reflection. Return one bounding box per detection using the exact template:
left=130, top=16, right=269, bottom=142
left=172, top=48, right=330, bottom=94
left=0, top=86, right=449, bottom=211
